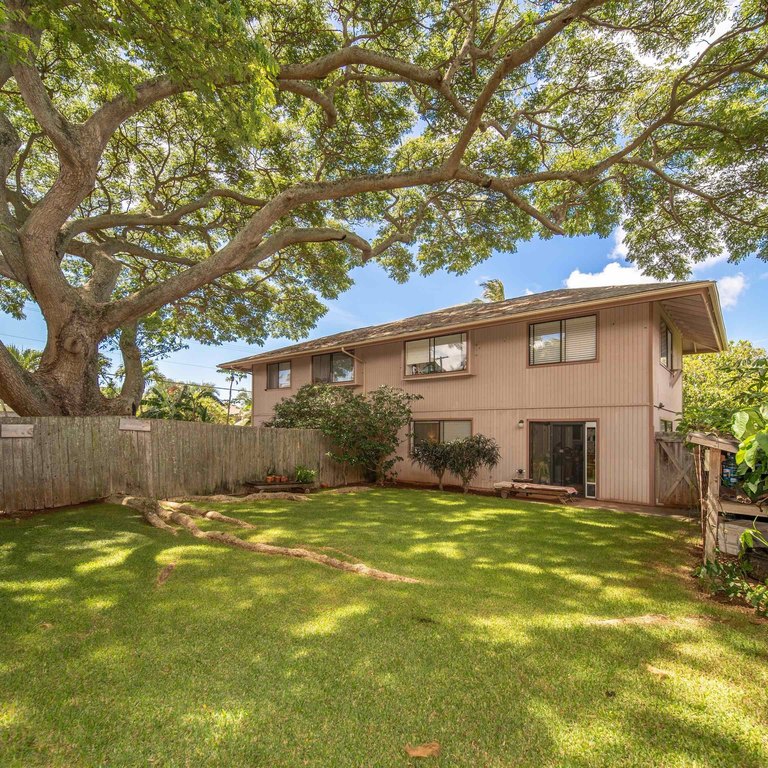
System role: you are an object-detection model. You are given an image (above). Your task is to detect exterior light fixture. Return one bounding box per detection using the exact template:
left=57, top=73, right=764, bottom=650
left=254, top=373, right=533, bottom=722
left=517, top=419, right=524, bottom=428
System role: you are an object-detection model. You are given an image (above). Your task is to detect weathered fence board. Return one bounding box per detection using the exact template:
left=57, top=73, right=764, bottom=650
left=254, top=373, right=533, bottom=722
left=655, top=433, right=698, bottom=508
left=0, top=417, right=359, bottom=513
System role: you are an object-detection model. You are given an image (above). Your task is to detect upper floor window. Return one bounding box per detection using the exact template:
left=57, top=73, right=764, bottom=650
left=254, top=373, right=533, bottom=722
left=660, top=320, right=674, bottom=369
left=412, top=419, right=472, bottom=447
left=529, top=315, right=596, bottom=365
left=266, top=361, right=291, bottom=389
left=405, top=332, right=467, bottom=376
left=312, top=351, right=354, bottom=383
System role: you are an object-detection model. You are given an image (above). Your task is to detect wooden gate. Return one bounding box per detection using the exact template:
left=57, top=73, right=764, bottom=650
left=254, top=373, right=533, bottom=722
left=655, top=433, right=698, bottom=508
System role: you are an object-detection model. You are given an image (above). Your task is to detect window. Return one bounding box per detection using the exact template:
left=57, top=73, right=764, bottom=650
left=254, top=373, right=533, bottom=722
left=312, top=351, right=354, bottom=383
left=266, top=361, right=291, bottom=389
left=660, top=419, right=674, bottom=432
left=660, top=320, right=674, bottom=370
left=405, top=333, right=467, bottom=376
left=529, top=315, right=596, bottom=365
left=412, top=419, right=471, bottom=447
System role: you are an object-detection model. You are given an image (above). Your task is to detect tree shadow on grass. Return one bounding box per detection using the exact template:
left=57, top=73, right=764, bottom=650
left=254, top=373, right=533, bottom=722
left=0, top=491, right=766, bottom=767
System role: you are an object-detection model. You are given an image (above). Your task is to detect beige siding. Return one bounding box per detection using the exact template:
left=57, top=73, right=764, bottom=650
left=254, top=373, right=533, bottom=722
left=250, top=301, right=657, bottom=504
left=651, top=303, right=684, bottom=431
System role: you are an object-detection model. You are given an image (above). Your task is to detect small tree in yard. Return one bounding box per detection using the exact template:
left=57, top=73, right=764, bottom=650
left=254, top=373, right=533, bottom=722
left=447, top=435, right=501, bottom=493
left=267, top=384, right=420, bottom=484
left=411, top=441, right=453, bottom=491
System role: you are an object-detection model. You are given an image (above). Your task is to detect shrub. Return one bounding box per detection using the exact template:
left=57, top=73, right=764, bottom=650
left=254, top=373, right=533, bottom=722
left=447, top=434, right=501, bottom=493
left=267, top=384, right=421, bottom=484
left=694, top=559, right=768, bottom=617
left=265, top=384, right=347, bottom=429
left=411, top=441, right=453, bottom=490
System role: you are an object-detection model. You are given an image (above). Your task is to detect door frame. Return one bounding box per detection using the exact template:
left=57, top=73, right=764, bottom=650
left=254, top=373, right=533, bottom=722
left=526, top=418, right=599, bottom=498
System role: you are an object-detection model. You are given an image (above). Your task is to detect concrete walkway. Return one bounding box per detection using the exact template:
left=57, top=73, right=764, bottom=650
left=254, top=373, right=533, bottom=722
left=571, top=497, right=698, bottom=522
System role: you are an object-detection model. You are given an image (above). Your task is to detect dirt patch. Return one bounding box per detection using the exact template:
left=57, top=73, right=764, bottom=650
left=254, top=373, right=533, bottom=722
left=320, top=486, right=374, bottom=495
left=589, top=614, right=713, bottom=628
left=155, top=563, right=176, bottom=587
left=646, top=664, right=673, bottom=678
left=405, top=741, right=441, bottom=758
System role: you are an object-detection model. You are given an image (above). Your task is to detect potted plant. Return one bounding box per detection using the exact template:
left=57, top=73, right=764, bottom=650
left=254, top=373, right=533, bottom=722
left=265, top=466, right=276, bottom=484
left=295, top=465, right=318, bottom=484
left=280, top=474, right=289, bottom=483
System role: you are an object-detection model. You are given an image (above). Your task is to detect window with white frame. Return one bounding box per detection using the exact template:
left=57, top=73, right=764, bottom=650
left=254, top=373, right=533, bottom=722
left=529, top=315, right=596, bottom=365
left=405, top=333, right=467, bottom=376
left=266, top=361, right=291, bottom=389
left=412, top=419, right=471, bottom=447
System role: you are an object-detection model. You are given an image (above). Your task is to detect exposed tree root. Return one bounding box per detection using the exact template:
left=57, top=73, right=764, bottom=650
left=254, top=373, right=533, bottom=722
left=114, top=494, right=418, bottom=583
left=320, top=486, right=373, bottom=494
left=155, top=563, right=176, bottom=587
left=161, top=501, right=257, bottom=528
left=109, top=495, right=179, bottom=534
left=170, top=492, right=311, bottom=503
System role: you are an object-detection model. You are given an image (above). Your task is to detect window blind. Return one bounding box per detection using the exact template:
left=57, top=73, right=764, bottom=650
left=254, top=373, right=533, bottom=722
left=564, top=315, right=597, bottom=362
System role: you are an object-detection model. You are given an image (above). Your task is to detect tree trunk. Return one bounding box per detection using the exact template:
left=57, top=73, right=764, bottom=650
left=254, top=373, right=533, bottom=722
left=0, top=318, right=143, bottom=416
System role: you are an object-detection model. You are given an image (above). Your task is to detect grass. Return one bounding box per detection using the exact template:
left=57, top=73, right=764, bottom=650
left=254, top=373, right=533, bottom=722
left=1, top=489, right=767, bottom=767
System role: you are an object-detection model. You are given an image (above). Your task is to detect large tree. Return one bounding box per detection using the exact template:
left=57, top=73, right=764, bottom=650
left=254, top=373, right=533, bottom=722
left=1, top=0, right=767, bottom=416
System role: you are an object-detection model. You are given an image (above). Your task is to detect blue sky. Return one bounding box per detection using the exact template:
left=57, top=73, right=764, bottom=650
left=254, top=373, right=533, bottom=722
left=1, top=227, right=766, bottom=398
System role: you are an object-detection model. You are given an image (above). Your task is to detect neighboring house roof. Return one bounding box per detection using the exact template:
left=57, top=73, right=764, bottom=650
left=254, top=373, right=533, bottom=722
left=220, top=280, right=726, bottom=370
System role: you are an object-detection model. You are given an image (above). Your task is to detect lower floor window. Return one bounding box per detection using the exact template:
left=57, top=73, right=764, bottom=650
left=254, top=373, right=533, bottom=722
left=660, top=419, right=674, bottom=432
left=412, top=419, right=471, bottom=447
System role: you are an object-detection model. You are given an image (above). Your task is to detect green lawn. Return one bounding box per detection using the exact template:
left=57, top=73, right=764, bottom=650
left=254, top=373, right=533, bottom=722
left=1, top=489, right=766, bottom=767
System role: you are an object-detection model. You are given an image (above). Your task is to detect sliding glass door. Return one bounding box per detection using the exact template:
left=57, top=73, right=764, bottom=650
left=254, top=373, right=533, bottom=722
left=529, top=421, right=597, bottom=498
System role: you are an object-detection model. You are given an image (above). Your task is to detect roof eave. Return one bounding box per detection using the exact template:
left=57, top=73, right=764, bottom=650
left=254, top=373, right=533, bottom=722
left=218, top=281, right=720, bottom=371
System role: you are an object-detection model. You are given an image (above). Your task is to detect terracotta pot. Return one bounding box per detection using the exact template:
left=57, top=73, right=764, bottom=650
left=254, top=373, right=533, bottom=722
left=281, top=475, right=288, bottom=483
left=266, top=475, right=275, bottom=483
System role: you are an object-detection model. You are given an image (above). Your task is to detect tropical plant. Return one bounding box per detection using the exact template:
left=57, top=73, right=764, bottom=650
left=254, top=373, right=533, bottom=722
left=267, top=384, right=420, bottom=484
left=410, top=440, right=454, bottom=490
left=294, top=465, right=318, bottom=484
left=446, top=434, right=502, bottom=493
left=7, top=345, right=41, bottom=371
left=733, top=405, right=768, bottom=503
left=681, top=341, right=768, bottom=434
left=2, top=1, right=768, bottom=417
left=138, top=383, right=225, bottom=423
left=479, top=279, right=506, bottom=302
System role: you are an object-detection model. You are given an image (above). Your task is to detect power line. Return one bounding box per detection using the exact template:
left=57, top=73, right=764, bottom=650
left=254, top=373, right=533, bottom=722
left=0, top=333, right=249, bottom=375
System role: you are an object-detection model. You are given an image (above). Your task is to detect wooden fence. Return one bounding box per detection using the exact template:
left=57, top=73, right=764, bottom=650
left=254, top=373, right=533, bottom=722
left=655, top=432, right=698, bottom=508
left=0, top=416, right=360, bottom=513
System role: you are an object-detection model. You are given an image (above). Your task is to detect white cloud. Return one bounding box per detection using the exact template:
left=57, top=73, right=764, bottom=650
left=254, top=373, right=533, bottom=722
left=608, top=225, right=628, bottom=260
left=692, top=250, right=730, bottom=272
left=565, top=261, right=660, bottom=289
left=717, top=273, right=747, bottom=309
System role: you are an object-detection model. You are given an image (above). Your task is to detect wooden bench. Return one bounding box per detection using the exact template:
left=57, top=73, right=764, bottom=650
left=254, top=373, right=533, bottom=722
left=493, top=481, right=578, bottom=504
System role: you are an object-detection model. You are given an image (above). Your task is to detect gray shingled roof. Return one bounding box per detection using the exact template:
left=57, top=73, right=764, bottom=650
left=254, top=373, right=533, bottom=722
left=220, top=281, right=706, bottom=369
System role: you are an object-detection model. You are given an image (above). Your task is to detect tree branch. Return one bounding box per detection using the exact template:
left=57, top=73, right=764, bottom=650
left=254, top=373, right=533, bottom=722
left=64, top=188, right=267, bottom=242
left=0, top=338, right=57, bottom=416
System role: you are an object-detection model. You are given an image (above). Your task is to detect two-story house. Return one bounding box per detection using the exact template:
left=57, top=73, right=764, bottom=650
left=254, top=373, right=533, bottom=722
left=220, top=281, right=726, bottom=505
